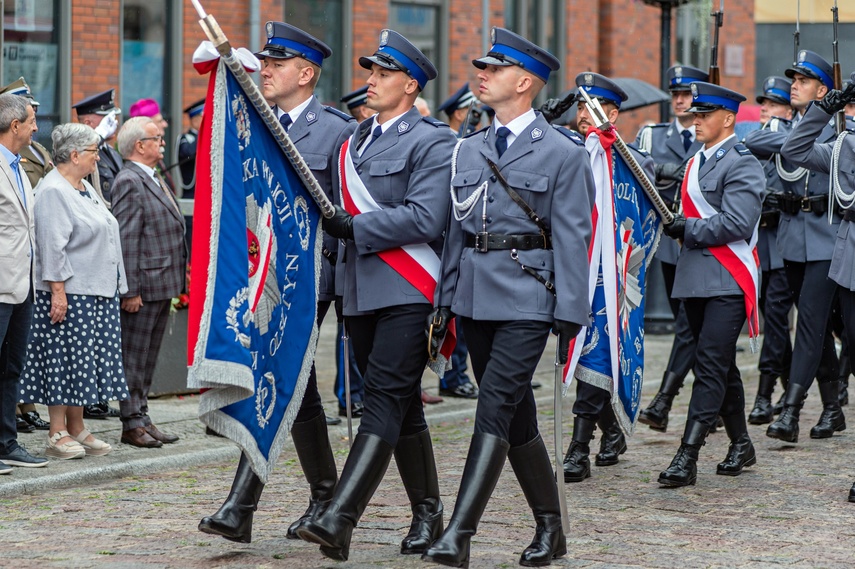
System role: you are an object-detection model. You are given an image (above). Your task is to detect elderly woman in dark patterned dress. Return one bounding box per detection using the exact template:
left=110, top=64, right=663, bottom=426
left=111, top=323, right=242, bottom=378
left=19, top=123, right=129, bottom=459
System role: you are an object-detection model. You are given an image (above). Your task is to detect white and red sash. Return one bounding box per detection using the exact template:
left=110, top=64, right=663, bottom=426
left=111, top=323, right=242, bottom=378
left=338, top=135, right=455, bottom=374
left=681, top=151, right=761, bottom=351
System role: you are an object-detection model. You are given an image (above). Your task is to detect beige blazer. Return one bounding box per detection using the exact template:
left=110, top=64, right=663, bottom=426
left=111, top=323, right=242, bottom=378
left=0, top=151, right=35, bottom=304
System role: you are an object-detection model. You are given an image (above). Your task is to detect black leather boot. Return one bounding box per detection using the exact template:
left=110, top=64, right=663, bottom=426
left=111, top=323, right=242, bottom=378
left=810, top=381, right=847, bottom=439
left=595, top=405, right=627, bottom=467
left=849, top=481, right=855, bottom=503
left=422, top=433, right=509, bottom=569
left=839, top=350, right=850, bottom=406
left=773, top=376, right=789, bottom=415
left=198, top=453, right=265, bottom=542
left=766, top=383, right=807, bottom=443
left=286, top=412, right=338, bottom=539
left=563, top=417, right=595, bottom=483
left=508, top=435, right=567, bottom=567
left=394, top=429, right=443, bottom=555
left=748, top=374, right=777, bottom=425
left=658, top=421, right=707, bottom=487
left=638, top=371, right=682, bottom=432
left=716, top=413, right=756, bottom=476
left=296, top=433, right=393, bottom=561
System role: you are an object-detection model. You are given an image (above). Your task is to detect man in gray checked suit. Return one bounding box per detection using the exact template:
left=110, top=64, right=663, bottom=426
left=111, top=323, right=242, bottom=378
left=423, top=28, right=594, bottom=568
left=752, top=50, right=851, bottom=444
left=778, top=77, right=855, bottom=500
left=111, top=116, right=187, bottom=449
left=199, top=21, right=357, bottom=546
left=657, top=82, right=764, bottom=488
left=296, top=29, right=456, bottom=562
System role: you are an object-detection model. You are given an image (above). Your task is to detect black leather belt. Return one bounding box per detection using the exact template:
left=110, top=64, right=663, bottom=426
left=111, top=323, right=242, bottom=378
left=844, top=209, right=855, bottom=222
left=775, top=194, right=840, bottom=216
left=463, top=232, right=550, bottom=252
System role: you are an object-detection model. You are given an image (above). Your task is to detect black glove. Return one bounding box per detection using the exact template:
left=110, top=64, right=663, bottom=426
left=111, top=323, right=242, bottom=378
left=552, top=320, right=583, bottom=365
left=843, top=81, right=855, bottom=105
left=323, top=205, right=354, bottom=240
left=654, top=162, right=687, bottom=183
left=426, top=306, right=453, bottom=360
left=817, top=89, right=847, bottom=115
left=662, top=214, right=687, bottom=239
left=539, top=94, right=575, bottom=124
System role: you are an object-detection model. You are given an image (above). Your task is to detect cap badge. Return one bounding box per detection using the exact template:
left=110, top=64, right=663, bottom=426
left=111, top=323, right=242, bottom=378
left=531, top=127, right=543, bottom=140
left=266, top=22, right=274, bottom=39
left=584, top=73, right=593, bottom=86
left=691, top=83, right=699, bottom=98
left=380, top=30, right=389, bottom=47
left=766, top=78, right=775, bottom=89
left=798, top=50, right=806, bottom=63
left=675, top=66, right=683, bottom=78
left=398, top=121, right=410, bottom=133
left=490, top=28, right=496, bottom=45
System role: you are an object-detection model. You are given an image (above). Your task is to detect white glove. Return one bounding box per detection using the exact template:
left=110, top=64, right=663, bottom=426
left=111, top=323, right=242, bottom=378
left=94, top=110, right=119, bottom=140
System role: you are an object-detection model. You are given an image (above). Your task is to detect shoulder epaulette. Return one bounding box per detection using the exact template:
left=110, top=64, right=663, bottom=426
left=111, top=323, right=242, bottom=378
left=733, top=143, right=752, bottom=156
left=464, top=126, right=489, bottom=139
left=552, top=125, right=584, bottom=146
left=421, top=116, right=449, bottom=128
left=323, top=106, right=355, bottom=122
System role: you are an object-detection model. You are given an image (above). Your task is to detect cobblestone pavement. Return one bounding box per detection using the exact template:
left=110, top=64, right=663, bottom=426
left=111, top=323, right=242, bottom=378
left=3, top=330, right=855, bottom=568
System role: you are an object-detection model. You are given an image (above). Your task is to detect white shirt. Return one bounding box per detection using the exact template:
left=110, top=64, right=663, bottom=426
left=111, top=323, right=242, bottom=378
left=276, top=96, right=313, bottom=128
left=701, top=133, right=736, bottom=162
left=674, top=119, right=696, bottom=143
left=131, top=160, right=158, bottom=185
left=492, top=108, right=537, bottom=150
left=358, top=109, right=409, bottom=156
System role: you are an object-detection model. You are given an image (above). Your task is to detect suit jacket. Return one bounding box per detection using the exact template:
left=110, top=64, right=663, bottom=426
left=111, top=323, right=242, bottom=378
left=337, top=106, right=456, bottom=316
left=782, top=104, right=855, bottom=291
left=636, top=121, right=703, bottom=264
left=672, top=136, right=764, bottom=299
left=111, top=161, right=187, bottom=301
left=285, top=96, right=356, bottom=302
left=748, top=112, right=853, bottom=262
left=439, top=115, right=595, bottom=325
left=0, top=150, right=35, bottom=304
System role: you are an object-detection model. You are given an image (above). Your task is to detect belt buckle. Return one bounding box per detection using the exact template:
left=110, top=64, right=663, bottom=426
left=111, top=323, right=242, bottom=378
left=800, top=197, right=812, bottom=212
left=475, top=232, right=489, bottom=253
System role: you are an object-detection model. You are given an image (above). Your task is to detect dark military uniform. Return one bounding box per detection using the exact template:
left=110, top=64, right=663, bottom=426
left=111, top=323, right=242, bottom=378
left=73, top=89, right=123, bottom=204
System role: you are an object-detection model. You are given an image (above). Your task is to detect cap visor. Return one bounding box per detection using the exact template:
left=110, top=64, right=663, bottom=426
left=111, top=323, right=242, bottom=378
left=756, top=95, right=788, bottom=105
left=254, top=49, right=296, bottom=60
left=472, top=56, right=512, bottom=69
left=687, top=105, right=719, bottom=114
left=785, top=66, right=820, bottom=82
left=359, top=55, right=401, bottom=72
left=669, top=86, right=693, bottom=93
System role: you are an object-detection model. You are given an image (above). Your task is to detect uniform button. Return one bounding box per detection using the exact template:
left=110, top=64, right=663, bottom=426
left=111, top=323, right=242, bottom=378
left=463, top=178, right=468, bottom=183
left=525, top=181, right=531, bottom=187
left=385, top=168, right=390, bottom=173
left=366, top=245, right=372, bottom=250
left=488, top=196, right=495, bottom=203
left=487, top=216, right=492, bottom=223
left=357, top=168, right=363, bottom=175
left=490, top=175, right=497, bottom=182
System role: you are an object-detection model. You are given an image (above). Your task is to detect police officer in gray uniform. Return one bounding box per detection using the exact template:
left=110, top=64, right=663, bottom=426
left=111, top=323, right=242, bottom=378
left=658, top=82, right=764, bottom=487
left=780, top=78, right=855, bottom=493
left=635, top=65, right=706, bottom=433
left=422, top=28, right=594, bottom=568
left=562, top=72, right=655, bottom=484
left=757, top=50, right=849, bottom=443
left=198, top=21, right=356, bottom=544
left=744, top=76, right=796, bottom=424
left=296, top=29, right=456, bottom=562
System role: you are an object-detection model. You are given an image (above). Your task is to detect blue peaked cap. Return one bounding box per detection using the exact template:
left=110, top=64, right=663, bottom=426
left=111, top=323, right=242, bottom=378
left=473, top=27, right=560, bottom=83
left=255, top=21, right=332, bottom=67
left=786, top=50, right=834, bottom=90
left=756, top=76, right=792, bottom=105
left=574, top=72, right=628, bottom=108
left=688, top=81, right=746, bottom=113
left=359, top=29, right=437, bottom=90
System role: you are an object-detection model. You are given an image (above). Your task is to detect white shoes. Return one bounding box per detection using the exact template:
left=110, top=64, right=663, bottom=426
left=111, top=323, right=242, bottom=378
left=45, top=431, right=86, bottom=460
left=72, top=429, right=112, bottom=456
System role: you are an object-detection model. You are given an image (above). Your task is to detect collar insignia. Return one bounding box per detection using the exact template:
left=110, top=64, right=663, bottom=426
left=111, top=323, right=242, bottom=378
left=531, top=127, right=543, bottom=140
left=715, top=148, right=726, bottom=160
left=398, top=121, right=409, bottom=133
left=306, top=111, right=317, bottom=123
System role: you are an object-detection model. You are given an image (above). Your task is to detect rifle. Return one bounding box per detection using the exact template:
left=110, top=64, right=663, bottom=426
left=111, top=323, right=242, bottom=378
left=832, top=0, right=845, bottom=135
left=793, top=0, right=800, bottom=66
left=457, top=100, right=478, bottom=138
left=708, top=0, right=724, bottom=86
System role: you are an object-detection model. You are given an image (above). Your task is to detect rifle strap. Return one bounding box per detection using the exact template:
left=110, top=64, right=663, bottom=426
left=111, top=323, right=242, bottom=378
left=484, top=157, right=551, bottom=238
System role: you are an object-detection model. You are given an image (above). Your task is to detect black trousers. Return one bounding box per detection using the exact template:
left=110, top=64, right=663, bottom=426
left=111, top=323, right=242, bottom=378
left=683, top=295, right=746, bottom=429
left=572, top=381, right=610, bottom=422
left=758, top=268, right=794, bottom=378
left=462, top=318, right=551, bottom=447
left=0, top=292, right=33, bottom=453
left=662, top=261, right=697, bottom=381
left=347, top=304, right=431, bottom=447
left=839, top=288, right=855, bottom=370
left=293, top=300, right=331, bottom=424
left=785, top=260, right=839, bottom=388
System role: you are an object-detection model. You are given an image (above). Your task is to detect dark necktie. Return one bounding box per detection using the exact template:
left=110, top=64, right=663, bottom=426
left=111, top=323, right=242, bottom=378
left=698, top=152, right=706, bottom=169
left=681, top=129, right=692, bottom=151
left=496, top=126, right=511, bottom=158
left=362, top=125, right=383, bottom=154
left=279, top=113, right=292, bottom=132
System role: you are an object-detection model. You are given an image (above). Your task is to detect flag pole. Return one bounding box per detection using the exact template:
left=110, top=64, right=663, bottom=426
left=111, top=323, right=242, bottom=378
left=189, top=0, right=335, bottom=218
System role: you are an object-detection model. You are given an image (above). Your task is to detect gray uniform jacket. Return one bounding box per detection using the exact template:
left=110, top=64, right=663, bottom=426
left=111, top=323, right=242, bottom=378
left=636, top=121, right=703, bottom=265
left=439, top=116, right=595, bottom=325
left=672, top=137, right=764, bottom=299
left=745, top=122, right=788, bottom=272
left=33, top=169, right=127, bottom=297
left=747, top=113, right=847, bottom=262
left=337, top=106, right=456, bottom=316
left=781, top=103, right=855, bottom=291
left=284, top=96, right=356, bottom=302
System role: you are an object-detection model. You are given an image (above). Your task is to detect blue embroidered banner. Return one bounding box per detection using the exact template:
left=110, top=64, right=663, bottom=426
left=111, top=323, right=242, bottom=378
left=187, top=56, right=321, bottom=482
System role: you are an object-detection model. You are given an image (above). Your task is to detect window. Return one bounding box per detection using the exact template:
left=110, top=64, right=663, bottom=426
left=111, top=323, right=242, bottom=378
left=285, top=0, right=345, bottom=106
left=390, top=2, right=442, bottom=112
left=676, top=0, right=712, bottom=70
left=504, top=0, right=563, bottom=98
left=121, top=1, right=171, bottom=119
left=3, top=0, right=61, bottom=144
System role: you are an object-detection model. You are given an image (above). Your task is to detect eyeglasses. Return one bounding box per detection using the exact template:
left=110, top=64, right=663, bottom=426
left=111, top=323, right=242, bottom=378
left=139, top=135, right=164, bottom=143
left=79, top=147, right=99, bottom=153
